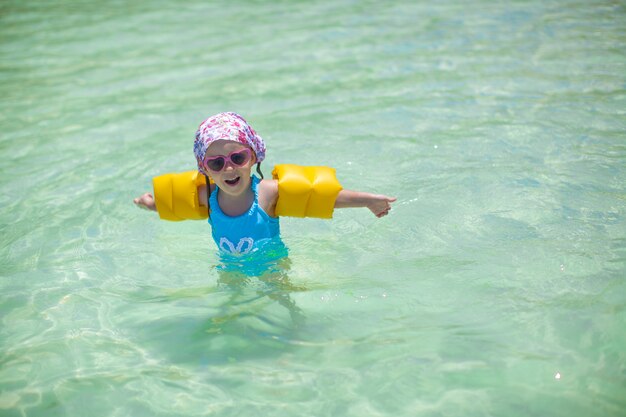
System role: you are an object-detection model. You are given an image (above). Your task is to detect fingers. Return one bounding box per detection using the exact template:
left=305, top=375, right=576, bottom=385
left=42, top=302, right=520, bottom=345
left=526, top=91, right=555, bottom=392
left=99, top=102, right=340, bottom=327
left=133, top=193, right=154, bottom=210
left=375, top=204, right=392, bottom=217
left=376, top=196, right=396, bottom=217
left=366, top=195, right=397, bottom=218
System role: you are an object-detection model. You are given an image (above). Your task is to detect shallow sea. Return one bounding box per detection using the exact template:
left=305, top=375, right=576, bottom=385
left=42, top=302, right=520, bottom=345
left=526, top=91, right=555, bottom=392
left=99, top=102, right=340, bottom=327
left=1, top=1, right=625, bottom=416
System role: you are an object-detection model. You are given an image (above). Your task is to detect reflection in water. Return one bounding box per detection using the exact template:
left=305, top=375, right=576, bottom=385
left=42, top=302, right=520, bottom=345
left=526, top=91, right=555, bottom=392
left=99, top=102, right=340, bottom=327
left=211, top=237, right=306, bottom=332
left=124, top=238, right=308, bottom=365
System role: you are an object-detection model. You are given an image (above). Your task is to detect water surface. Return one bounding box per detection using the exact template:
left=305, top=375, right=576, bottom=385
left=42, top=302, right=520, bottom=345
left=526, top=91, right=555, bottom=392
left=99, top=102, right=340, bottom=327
left=1, top=1, right=625, bottom=416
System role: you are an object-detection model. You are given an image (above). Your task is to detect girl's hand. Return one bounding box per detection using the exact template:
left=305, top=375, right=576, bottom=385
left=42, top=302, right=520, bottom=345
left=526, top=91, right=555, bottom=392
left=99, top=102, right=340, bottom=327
left=133, top=192, right=157, bottom=211
left=366, top=195, right=397, bottom=218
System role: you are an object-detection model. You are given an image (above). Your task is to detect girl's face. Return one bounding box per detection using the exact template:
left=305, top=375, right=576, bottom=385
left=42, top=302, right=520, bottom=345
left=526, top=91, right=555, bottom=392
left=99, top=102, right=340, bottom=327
left=204, top=140, right=257, bottom=197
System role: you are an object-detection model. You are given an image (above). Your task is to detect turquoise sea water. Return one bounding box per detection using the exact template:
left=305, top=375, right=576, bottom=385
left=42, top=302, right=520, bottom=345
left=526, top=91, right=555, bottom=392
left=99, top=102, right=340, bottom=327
left=1, top=1, right=625, bottom=416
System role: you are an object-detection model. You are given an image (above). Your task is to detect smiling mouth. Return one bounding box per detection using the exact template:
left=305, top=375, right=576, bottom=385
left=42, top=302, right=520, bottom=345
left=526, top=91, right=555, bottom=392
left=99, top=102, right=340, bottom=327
left=224, top=177, right=241, bottom=186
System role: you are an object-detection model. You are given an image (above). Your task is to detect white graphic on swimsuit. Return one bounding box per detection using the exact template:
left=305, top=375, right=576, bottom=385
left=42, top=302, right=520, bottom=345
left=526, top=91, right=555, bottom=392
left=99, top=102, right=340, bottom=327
left=219, top=237, right=254, bottom=255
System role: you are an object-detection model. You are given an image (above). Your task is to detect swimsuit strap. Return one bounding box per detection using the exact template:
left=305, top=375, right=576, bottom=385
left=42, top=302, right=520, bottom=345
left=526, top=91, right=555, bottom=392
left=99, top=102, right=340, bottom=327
left=204, top=174, right=212, bottom=218
left=251, top=175, right=259, bottom=197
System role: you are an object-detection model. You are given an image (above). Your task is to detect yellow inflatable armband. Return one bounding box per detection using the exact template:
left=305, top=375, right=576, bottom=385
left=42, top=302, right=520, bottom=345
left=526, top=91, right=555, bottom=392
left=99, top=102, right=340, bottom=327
left=152, top=171, right=209, bottom=221
left=272, top=164, right=343, bottom=219
left=151, top=165, right=342, bottom=221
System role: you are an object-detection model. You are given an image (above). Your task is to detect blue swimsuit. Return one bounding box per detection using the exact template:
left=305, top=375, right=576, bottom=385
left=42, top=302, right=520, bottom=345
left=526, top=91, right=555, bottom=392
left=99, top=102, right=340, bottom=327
left=208, top=176, right=280, bottom=255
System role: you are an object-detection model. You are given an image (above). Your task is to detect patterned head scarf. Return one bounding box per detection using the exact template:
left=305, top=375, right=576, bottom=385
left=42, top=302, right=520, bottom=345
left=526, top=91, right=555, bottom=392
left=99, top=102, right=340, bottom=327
left=193, top=112, right=266, bottom=174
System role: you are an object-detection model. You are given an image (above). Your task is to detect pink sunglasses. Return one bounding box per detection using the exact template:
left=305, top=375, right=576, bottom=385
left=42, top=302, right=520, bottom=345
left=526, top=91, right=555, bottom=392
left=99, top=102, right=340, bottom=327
left=203, top=148, right=253, bottom=172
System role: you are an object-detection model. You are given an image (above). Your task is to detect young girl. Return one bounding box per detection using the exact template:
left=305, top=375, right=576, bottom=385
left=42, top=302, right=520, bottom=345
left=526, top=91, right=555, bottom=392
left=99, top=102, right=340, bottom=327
left=134, top=112, right=396, bottom=254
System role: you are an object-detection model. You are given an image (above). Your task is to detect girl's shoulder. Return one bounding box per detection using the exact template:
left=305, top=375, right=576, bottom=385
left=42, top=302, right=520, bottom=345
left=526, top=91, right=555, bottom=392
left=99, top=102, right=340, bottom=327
left=258, top=179, right=279, bottom=217
left=198, top=182, right=217, bottom=208
left=258, top=178, right=278, bottom=193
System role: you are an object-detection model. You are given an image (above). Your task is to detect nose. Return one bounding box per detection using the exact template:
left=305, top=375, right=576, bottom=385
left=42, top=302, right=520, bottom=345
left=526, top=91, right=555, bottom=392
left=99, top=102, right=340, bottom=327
left=223, top=159, right=236, bottom=171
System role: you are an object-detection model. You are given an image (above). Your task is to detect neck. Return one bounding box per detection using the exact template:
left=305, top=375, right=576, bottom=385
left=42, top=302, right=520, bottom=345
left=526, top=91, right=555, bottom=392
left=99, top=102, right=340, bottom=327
left=218, top=181, right=255, bottom=217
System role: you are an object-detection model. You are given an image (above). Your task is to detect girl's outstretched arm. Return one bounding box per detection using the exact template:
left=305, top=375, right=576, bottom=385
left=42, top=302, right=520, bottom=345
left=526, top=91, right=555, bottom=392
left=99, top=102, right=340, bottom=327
left=334, top=190, right=397, bottom=218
